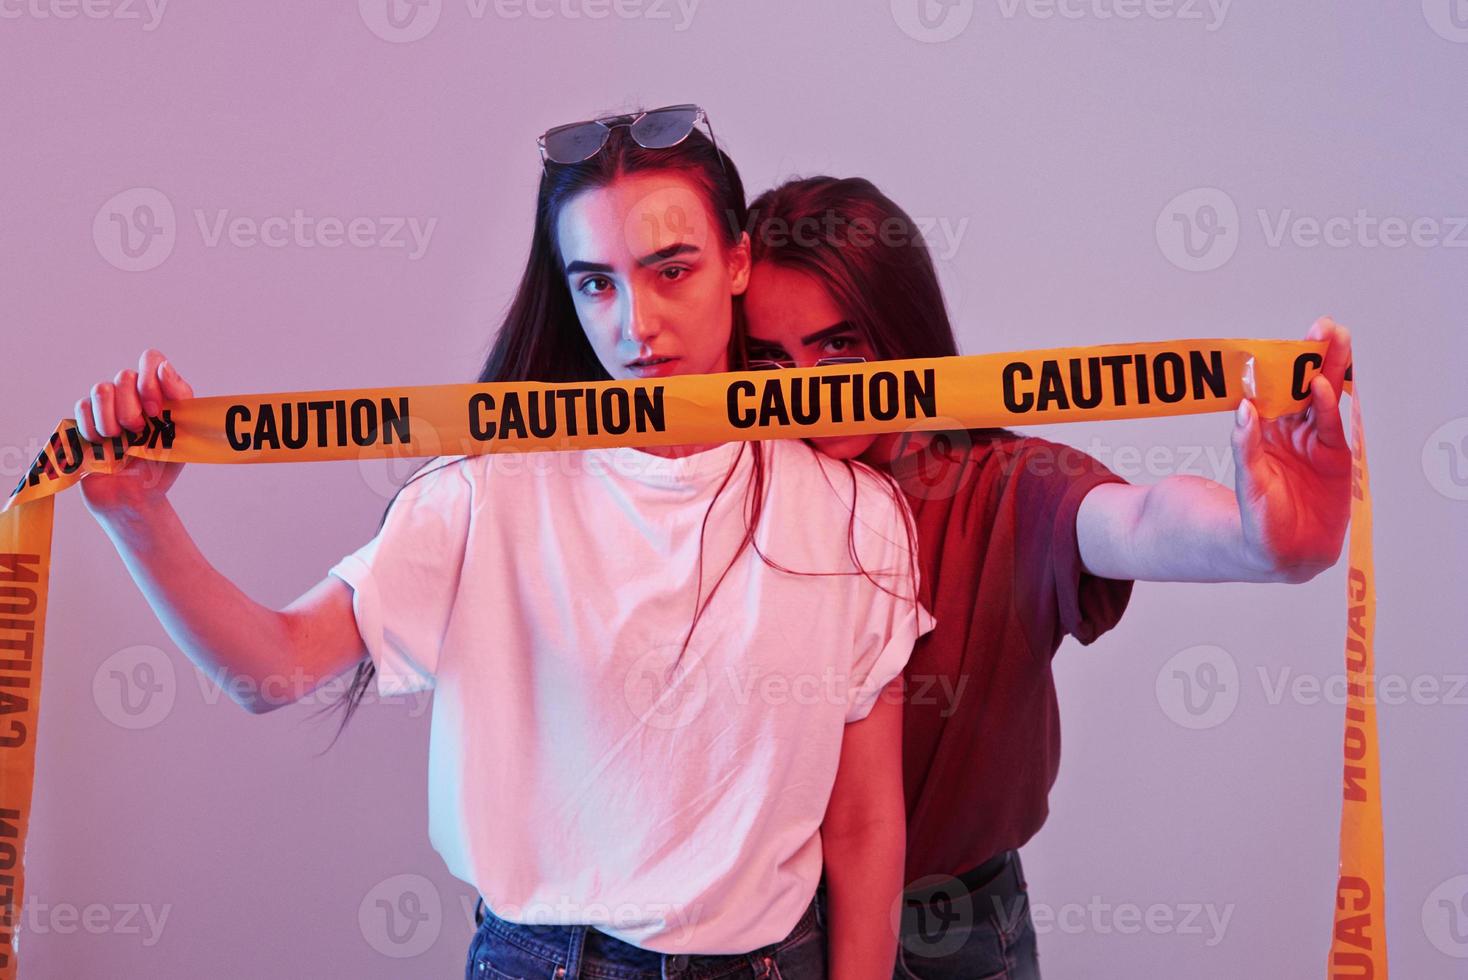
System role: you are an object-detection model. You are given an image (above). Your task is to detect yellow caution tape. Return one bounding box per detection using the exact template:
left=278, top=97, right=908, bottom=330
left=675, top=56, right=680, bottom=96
left=0, top=338, right=1383, bottom=978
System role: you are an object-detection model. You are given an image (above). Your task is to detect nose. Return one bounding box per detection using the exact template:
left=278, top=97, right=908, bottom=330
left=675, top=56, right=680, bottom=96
left=620, top=285, right=662, bottom=346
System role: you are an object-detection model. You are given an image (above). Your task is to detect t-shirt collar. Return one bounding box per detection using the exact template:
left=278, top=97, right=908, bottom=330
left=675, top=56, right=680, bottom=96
left=590, top=441, right=749, bottom=487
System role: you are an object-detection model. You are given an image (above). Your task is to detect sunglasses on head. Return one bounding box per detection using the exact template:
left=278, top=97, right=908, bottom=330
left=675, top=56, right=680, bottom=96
left=536, top=103, right=725, bottom=175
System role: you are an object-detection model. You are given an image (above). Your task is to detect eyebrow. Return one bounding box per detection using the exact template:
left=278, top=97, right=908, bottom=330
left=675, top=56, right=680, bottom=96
left=564, top=242, right=703, bottom=277
left=747, top=320, right=858, bottom=348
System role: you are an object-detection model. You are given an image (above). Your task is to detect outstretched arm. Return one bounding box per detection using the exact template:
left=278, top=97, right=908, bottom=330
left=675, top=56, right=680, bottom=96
left=102, top=499, right=365, bottom=714
left=1076, top=317, right=1354, bottom=584
left=78, top=350, right=368, bottom=713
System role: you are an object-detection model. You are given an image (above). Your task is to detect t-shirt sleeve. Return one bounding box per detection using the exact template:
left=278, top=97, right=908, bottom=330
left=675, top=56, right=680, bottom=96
left=328, top=457, right=474, bottom=696
left=1010, top=438, right=1135, bottom=655
left=846, top=475, right=938, bottom=724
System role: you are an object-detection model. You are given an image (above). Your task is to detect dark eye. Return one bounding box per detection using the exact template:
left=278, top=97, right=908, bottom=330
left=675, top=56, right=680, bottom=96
left=660, top=266, right=690, bottom=282
left=577, top=275, right=612, bottom=297
left=749, top=345, right=790, bottom=361
left=823, top=335, right=855, bottom=354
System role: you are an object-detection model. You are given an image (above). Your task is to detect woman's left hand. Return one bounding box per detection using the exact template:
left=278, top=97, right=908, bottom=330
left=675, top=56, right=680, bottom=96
left=1230, top=316, right=1355, bottom=583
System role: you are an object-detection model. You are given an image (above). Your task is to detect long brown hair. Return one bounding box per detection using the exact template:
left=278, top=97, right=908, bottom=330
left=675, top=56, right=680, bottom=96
left=316, top=131, right=919, bottom=743
left=746, top=175, right=1012, bottom=454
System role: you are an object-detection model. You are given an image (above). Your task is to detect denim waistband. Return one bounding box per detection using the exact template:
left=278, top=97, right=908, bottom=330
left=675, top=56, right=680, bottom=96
left=474, top=891, right=823, bottom=979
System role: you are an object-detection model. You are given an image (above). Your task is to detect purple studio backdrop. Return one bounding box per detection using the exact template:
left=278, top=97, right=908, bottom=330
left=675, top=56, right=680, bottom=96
left=1, top=2, right=1465, bottom=978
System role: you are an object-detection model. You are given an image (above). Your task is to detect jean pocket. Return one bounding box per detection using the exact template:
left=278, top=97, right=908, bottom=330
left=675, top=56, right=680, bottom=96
left=897, top=913, right=1008, bottom=980
left=765, top=921, right=828, bottom=979
left=981, top=889, right=1032, bottom=947
left=468, top=957, right=534, bottom=980
left=896, top=941, right=1009, bottom=980
left=466, top=933, right=551, bottom=980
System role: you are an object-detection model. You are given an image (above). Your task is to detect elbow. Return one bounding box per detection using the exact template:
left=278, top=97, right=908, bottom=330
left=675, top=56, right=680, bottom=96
left=204, top=666, right=274, bottom=715
left=823, top=812, right=906, bottom=861
left=821, top=814, right=907, bottom=903
left=235, top=690, right=275, bottom=716
left=230, top=674, right=297, bottom=715
left=1261, top=545, right=1344, bottom=584
left=1277, top=562, right=1330, bottom=586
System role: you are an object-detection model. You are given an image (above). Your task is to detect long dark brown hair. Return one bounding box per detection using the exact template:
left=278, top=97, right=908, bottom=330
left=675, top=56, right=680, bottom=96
left=746, top=175, right=1013, bottom=455
left=315, top=129, right=919, bottom=744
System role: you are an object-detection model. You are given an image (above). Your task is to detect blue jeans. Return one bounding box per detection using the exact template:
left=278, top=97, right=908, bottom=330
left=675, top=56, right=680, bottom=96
left=466, top=892, right=827, bottom=979
left=893, top=852, right=1041, bottom=980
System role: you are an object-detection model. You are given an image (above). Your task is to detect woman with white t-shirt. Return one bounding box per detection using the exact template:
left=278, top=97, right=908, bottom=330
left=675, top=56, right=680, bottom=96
left=73, top=106, right=935, bottom=979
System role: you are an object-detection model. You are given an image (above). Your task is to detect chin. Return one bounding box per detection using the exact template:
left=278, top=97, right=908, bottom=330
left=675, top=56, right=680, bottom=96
left=809, top=434, right=878, bottom=461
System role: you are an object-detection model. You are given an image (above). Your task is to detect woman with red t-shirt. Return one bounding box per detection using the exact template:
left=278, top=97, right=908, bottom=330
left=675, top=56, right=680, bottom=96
left=742, top=175, right=1354, bottom=979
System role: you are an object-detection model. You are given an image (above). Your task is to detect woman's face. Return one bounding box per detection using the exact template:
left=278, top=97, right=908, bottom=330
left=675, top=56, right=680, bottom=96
left=557, top=172, right=750, bottom=382
left=744, top=261, right=880, bottom=461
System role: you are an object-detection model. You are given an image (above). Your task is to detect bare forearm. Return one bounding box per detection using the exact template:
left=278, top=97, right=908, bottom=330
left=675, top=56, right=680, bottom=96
left=823, top=820, right=905, bottom=980
left=1081, top=475, right=1281, bottom=583
left=95, top=497, right=297, bottom=710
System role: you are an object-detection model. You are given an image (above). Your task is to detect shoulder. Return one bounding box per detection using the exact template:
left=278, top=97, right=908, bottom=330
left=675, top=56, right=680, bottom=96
left=390, top=454, right=476, bottom=510
left=759, top=439, right=913, bottom=551
left=770, top=439, right=904, bottom=509
left=888, top=427, right=1020, bottom=501
left=997, top=434, right=1128, bottom=492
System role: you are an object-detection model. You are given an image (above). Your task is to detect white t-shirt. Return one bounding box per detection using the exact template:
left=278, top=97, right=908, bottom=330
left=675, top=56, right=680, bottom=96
left=328, top=438, right=935, bottom=954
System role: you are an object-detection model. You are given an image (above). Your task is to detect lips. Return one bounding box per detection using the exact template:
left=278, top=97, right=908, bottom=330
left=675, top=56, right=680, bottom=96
left=626, top=355, right=678, bottom=369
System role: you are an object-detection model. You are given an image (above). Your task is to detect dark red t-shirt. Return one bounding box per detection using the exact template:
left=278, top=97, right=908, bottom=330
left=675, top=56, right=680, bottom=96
left=888, top=428, right=1135, bottom=884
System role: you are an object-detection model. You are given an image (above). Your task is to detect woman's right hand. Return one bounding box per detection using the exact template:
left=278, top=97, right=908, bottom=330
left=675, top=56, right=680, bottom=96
left=76, top=349, right=195, bottom=520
